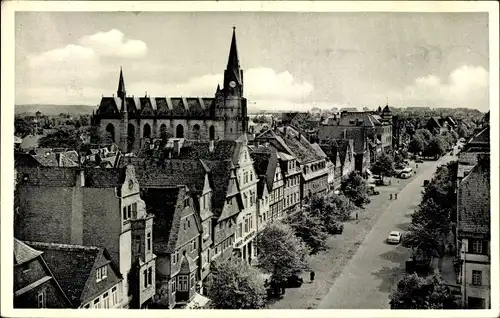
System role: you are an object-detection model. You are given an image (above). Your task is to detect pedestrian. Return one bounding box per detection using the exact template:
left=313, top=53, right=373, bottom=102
left=390, top=193, right=393, bottom=200
left=416, top=164, right=418, bottom=168
left=310, top=270, right=315, bottom=283
left=355, top=212, right=358, bottom=220
left=395, top=193, right=398, bottom=199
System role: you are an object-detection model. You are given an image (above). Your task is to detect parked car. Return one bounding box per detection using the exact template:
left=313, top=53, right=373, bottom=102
left=368, top=184, right=380, bottom=195
left=387, top=231, right=402, bottom=244
left=331, top=222, right=344, bottom=235
left=284, top=274, right=304, bottom=288
left=399, top=172, right=411, bottom=179
left=423, top=179, right=430, bottom=187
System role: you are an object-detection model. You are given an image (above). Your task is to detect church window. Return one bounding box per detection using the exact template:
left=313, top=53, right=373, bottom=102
left=143, top=123, right=151, bottom=138
left=176, top=124, right=184, bottom=138
left=209, top=125, right=215, bottom=140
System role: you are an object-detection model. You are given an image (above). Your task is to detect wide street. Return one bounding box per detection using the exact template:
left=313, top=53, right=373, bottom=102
left=318, top=153, right=456, bottom=309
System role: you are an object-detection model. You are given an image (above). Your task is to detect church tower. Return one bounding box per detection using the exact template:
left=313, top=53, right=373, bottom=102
left=221, top=27, right=248, bottom=140
left=117, top=67, right=129, bottom=152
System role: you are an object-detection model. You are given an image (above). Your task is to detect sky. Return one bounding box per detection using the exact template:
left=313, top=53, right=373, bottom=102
left=15, top=12, right=490, bottom=112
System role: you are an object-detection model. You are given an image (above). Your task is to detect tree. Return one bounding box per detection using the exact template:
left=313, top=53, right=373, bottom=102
left=402, top=222, right=447, bottom=258
left=206, top=258, right=266, bottom=309
left=38, top=126, right=81, bottom=149
left=371, top=152, right=395, bottom=179
left=256, top=222, right=310, bottom=284
left=80, top=125, right=113, bottom=146
left=457, top=125, right=469, bottom=139
left=310, top=193, right=355, bottom=225
left=15, top=117, right=35, bottom=137
left=408, top=134, right=426, bottom=154
left=390, top=273, right=458, bottom=309
left=415, top=129, right=433, bottom=142
left=340, top=171, right=370, bottom=207
left=424, top=136, right=447, bottom=159
left=285, top=210, right=328, bottom=255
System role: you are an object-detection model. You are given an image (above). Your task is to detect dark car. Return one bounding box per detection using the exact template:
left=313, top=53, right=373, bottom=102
left=331, top=222, right=344, bottom=235
left=284, top=274, right=304, bottom=288
left=423, top=179, right=430, bottom=187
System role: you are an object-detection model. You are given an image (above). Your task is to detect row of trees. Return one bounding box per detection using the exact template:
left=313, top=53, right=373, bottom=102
left=206, top=175, right=369, bottom=309
left=390, top=160, right=459, bottom=309
left=408, top=129, right=459, bottom=159
left=38, top=125, right=112, bottom=149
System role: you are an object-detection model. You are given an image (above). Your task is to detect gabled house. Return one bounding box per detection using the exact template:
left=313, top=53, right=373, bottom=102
left=456, top=156, right=490, bottom=309
left=457, top=126, right=490, bottom=182
left=14, top=239, right=71, bottom=308
left=319, top=139, right=355, bottom=189
left=25, top=241, right=125, bottom=309
left=122, top=158, right=214, bottom=292
left=277, top=151, right=301, bottom=215
left=255, top=176, right=271, bottom=230
left=426, top=116, right=449, bottom=135
left=149, top=186, right=202, bottom=308
left=250, top=146, right=285, bottom=222
left=16, top=165, right=156, bottom=308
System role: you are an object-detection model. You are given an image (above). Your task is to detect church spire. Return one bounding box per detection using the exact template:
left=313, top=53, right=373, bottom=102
left=226, top=27, right=241, bottom=84
left=117, top=66, right=126, bottom=101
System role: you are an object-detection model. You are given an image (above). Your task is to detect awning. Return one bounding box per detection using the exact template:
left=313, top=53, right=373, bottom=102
left=185, top=293, right=211, bottom=309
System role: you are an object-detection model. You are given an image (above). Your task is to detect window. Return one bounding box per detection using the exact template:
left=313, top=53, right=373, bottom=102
left=472, top=270, right=482, bottom=286
left=187, top=220, right=191, bottom=228
left=173, top=252, right=178, bottom=264
left=147, top=232, right=151, bottom=252
left=122, top=207, right=127, bottom=221
left=184, top=198, right=189, bottom=207
left=112, top=286, right=118, bottom=305
left=171, top=280, right=176, bottom=295
left=250, top=172, right=253, bottom=181
left=178, top=275, right=189, bottom=291
left=84, top=304, right=90, bottom=309
left=37, top=291, right=45, bottom=308
left=148, top=267, right=153, bottom=286
left=202, top=195, right=206, bottom=209
left=131, top=202, right=137, bottom=216
left=127, top=206, right=131, bottom=219
left=93, top=297, right=101, bottom=309
left=144, top=269, right=148, bottom=288
left=96, top=266, right=107, bottom=282
left=472, top=240, right=483, bottom=254
left=103, top=292, right=110, bottom=309
left=238, top=223, right=243, bottom=238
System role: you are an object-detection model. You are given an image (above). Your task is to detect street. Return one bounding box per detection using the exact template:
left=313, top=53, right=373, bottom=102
left=318, top=154, right=456, bottom=309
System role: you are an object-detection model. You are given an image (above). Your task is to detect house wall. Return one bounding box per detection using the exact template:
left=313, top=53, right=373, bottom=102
left=81, top=261, right=123, bottom=308
left=18, top=187, right=75, bottom=244
left=15, top=278, right=68, bottom=308
left=459, top=238, right=491, bottom=308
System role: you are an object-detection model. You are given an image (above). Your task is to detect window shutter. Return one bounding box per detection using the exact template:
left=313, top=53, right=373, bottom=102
left=468, top=239, right=473, bottom=253
left=482, top=241, right=489, bottom=255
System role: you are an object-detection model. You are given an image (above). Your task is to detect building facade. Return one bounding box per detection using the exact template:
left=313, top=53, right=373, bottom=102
left=92, top=28, right=248, bottom=153
left=15, top=165, right=156, bottom=308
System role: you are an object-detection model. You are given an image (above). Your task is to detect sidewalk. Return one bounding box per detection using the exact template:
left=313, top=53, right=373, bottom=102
left=267, top=161, right=431, bottom=309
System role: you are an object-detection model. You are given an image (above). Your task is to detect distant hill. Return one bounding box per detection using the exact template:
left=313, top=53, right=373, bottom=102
left=15, top=104, right=96, bottom=116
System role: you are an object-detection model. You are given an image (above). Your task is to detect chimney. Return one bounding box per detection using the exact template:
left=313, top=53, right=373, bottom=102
left=209, top=140, right=215, bottom=153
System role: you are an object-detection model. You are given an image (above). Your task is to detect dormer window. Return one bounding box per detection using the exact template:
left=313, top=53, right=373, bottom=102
left=96, top=265, right=107, bottom=282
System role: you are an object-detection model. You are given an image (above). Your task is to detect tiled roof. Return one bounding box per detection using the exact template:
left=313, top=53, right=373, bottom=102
left=24, top=242, right=103, bottom=306
left=178, top=254, right=196, bottom=275
left=15, top=153, right=42, bottom=168
left=32, top=153, right=59, bottom=166
left=122, top=158, right=208, bottom=193
left=275, top=126, right=324, bottom=164
left=84, top=168, right=126, bottom=187
left=97, top=96, right=215, bottom=118
left=152, top=187, right=195, bottom=254
left=457, top=159, right=490, bottom=237
left=205, top=160, right=235, bottom=217
left=16, top=167, right=79, bottom=187
left=14, top=239, right=43, bottom=265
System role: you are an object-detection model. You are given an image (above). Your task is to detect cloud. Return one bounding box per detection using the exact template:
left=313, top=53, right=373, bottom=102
left=128, top=67, right=314, bottom=101
left=79, top=29, right=148, bottom=59
left=386, top=65, right=489, bottom=111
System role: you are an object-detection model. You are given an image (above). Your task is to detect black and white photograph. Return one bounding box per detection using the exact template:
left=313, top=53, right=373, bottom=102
left=2, top=1, right=498, bottom=316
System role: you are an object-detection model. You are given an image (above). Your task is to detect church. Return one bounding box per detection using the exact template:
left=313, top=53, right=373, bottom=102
left=92, top=28, right=249, bottom=153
